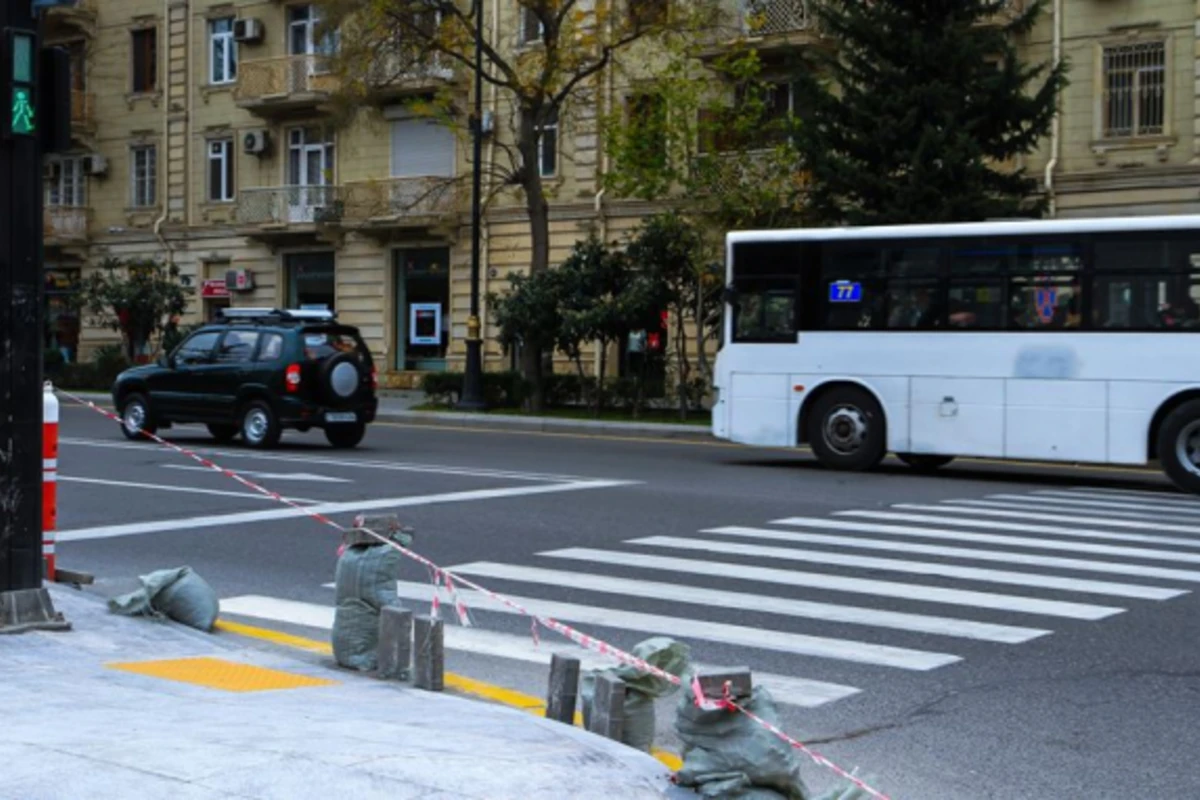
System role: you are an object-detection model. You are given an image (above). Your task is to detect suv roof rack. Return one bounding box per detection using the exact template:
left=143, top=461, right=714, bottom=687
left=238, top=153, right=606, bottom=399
left=215, top=308, right=339, bottom=325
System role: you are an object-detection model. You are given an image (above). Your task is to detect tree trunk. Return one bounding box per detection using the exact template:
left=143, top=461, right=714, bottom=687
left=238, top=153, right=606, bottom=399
left=673, top=307, right=690, bottom=420
left=519, top=118, right=551, bottom=412
left=595, top=343, right=608, bottom=417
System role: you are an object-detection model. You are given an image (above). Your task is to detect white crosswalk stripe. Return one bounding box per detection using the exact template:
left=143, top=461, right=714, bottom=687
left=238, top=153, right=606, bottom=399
left=219, top=483, right=1200, bottom=716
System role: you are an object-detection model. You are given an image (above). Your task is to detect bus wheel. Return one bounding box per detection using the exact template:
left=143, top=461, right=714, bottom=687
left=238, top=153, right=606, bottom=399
left=897, top=453, right=955, bottom=472
left=1158, top=400, right=1200, bottom=494
left=808, top=387, right=886, bottom=471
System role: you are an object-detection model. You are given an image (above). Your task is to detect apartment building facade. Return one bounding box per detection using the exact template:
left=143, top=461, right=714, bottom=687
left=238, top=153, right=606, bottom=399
left=41, top=0, right=1200, bottom=384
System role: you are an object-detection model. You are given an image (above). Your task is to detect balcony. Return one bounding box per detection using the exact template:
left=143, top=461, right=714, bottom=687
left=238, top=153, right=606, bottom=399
left=71, top=90, right=95, bottom=135
left=43, top=0, right=97, bottom=41
left=234, top=55, right=338, bottom=118
left=235, top=186, right=345, bottom=242
left=366, top=50, right=456, bottom=101
left=44, top=207, right=90, bottom=248
left=702, top=0, right=822, bottom=60
left=342, top=177, right=461, bottom=239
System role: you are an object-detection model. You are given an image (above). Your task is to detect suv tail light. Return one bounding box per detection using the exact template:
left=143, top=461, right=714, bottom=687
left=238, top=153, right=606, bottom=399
left=370, top=368, right=378, bottom=390
left=286, top=363, right=302, bottom=393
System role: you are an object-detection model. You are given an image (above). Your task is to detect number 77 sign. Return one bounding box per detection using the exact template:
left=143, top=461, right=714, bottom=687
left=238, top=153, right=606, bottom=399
left=828, top=281, right=863, bottom=304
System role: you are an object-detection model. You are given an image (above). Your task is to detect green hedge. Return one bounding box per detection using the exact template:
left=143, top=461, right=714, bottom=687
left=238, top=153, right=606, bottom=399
left=420, top=371, right=530, bottom=408
left=45, top=344, right=131, bottom=392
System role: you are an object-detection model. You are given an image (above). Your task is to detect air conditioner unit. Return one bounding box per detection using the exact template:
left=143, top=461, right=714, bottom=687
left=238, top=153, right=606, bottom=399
left=243, top=129, right=270, bottom=156
left=82, top=154, right=108, bottom=176
left=233, top=18, right=264, bottom=43
left=224, top=268, right=256, bottom=293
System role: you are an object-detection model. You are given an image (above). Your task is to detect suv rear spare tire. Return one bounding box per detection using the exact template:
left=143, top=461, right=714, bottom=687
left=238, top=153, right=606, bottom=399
left=807, top=386, right=887, bottom=471
left=321, top=353, right=363, bottom=404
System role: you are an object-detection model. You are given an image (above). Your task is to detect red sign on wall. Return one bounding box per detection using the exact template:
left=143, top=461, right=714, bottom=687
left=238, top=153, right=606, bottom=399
left=201, top=279, right=231, bottom=299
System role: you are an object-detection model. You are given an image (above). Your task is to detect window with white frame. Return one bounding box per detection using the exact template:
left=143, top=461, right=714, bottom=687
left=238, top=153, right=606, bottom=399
left=288, top=4, right=337, bottom=57
left=207, top=138, right=235, bottom=202
left=209, top=17, right=237, bottom=84
left=1103, top=41, right=1166, bottom=139
left=528, top=108, right=558, bottom=178
left=46, top=158, right=86, bottom=207
left=130, top=145, right=157, bottom=207
left=519, top=6, right=544, bottom=45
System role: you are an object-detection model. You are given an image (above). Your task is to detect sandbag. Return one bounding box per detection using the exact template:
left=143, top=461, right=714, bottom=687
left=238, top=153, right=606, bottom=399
left=580, top=637, right=690, bottom=752
left=332, top=597, right=386, bottom=671
left=331, top=535, right=408, bottom=671
left=107, top=566, right=219, bottom=632
left=674, top=684, right=808, bottom=800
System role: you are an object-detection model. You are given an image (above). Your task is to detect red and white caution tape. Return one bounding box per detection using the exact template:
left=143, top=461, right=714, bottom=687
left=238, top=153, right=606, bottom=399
left=59, top=390, right=892, bottom=799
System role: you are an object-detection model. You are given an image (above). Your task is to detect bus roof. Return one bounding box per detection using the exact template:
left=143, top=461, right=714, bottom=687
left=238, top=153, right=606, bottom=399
left=727, top=214, right=1200, bottom=244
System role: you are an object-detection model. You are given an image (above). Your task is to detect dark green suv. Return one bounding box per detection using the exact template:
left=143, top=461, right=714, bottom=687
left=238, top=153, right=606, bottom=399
left=112, top=308, right=378, bottom=449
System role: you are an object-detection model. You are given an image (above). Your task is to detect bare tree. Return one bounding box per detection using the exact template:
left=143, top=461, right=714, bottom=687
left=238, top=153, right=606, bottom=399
left=321, top=0, right=722, bottom=409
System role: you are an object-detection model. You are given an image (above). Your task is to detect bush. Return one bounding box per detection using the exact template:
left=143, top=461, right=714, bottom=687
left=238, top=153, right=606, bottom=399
left=420, top=371, right=527, bottom=409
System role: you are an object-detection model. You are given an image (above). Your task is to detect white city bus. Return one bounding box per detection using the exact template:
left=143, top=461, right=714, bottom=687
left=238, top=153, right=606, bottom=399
left=711, top=215, right=1200, bottom=493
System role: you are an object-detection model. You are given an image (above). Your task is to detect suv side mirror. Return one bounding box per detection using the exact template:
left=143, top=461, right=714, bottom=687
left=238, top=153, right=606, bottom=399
left=159, top=354, right=174, bottom=369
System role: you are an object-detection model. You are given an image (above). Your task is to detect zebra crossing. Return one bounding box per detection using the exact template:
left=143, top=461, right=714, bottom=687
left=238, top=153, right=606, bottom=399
left=220, top=484, right=1200, bottom=710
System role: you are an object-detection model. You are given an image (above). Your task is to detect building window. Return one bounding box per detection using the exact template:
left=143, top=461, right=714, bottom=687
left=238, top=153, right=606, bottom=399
left=1103, top=41, right=1166, bottom=139
left=628, top=93, right=668, bottom=169
left=130, top=145, right=157, bottom=207
left=519, top=7, right=543, bottom=45
left=529, top=108, right=557, bottom=178
left=209, top=17, right=237, bottom=85
left=631, top=0, right=669, bottom=28
left=207, top=139, right=235, bottom=202
left=289, top=4, right=337, bottom=57
left=131, top=28, right=157, bottom=93
left=46, top=158, right=86, bottom=207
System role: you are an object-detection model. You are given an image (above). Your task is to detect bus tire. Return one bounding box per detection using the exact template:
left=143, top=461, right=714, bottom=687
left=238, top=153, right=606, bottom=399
left=897, top=453, right=955, bottom=472
left=808, top=387, right=886, bottom=471
left=1157, top=399, right=1200, bottom=494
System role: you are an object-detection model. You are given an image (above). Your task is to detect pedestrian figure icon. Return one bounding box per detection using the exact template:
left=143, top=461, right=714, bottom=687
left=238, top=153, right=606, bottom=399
left=12, top=88, right=35, bottom=135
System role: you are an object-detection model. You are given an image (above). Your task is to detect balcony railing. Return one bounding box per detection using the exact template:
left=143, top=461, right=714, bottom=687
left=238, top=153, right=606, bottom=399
left=741, top=0, right=812, bottom=36
left=44, top=207, right=89, bottom=242
left=235, top=55, right=337, bottom=107
left=365, top=49, right=455, bottom=94
left=344, top=177, right=461, bottom=222
left=236, top=186, right=344, bottom=226
left=70, top=90, right=94, bottom=129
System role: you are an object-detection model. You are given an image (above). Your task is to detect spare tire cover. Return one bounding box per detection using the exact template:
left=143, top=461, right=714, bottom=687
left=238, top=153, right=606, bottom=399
left=323, top=353, right=362, bottom=401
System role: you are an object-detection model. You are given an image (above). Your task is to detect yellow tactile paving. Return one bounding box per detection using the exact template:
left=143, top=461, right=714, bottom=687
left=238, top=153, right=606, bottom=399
left=106, top=657, right=339, bottom=693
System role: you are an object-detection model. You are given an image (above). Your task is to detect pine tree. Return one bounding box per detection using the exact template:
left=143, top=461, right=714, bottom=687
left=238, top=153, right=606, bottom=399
left=792, top=0, right=1067, bottom=225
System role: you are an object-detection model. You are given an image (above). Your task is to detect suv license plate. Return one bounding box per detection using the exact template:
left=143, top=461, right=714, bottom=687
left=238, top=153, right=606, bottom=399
left=326, top=412, right=357, bottom=423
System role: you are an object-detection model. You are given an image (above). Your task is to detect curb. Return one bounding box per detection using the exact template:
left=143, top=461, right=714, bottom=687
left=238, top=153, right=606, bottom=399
left=379, top=409, right=715, bottom=441
left=59, top=390, right=717, bottom=443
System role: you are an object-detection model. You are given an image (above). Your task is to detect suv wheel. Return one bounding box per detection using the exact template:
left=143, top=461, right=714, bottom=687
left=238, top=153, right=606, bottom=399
left=120, top=393, right=157, bottom=441
left=325, top=423, right=365, bottom=449
left=241, top=401, right=281, bottom=449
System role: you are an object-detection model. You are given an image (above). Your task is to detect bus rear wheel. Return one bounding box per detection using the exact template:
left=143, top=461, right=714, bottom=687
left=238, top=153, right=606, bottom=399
left=808, top=387, right=886, bottom=471
left=897, top=453, right=955, bottom=472
left=1158, top=399, right=1200, bottom=494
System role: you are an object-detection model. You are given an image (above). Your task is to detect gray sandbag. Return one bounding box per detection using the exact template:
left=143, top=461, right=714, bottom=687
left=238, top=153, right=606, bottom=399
left=674, top=683, right=808, bottom=800
left=107, top=566, right=219, bottom=632
left=331, top=532, right=409, bottom=671
left=580, top=637, right=690, bottom=752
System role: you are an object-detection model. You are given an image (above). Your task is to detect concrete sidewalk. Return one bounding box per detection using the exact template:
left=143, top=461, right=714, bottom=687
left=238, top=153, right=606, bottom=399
left=64, top=390, right=715, bottom=442
left=0, top=588, right=693, bottom=800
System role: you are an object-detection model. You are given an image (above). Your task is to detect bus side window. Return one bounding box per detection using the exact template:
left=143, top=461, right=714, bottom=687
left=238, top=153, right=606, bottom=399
left=1093, top=238, right=1200, bottom=330
left=1007, top=241, right=1084, bottom=330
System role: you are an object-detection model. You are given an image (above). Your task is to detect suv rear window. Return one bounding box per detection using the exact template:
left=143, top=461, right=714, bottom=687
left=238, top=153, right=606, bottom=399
left=302, top=331, right=368, bottom=362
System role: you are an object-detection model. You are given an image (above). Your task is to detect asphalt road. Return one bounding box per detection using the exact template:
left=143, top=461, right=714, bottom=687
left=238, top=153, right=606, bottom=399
left=55, top=403, right=1200, bottom=800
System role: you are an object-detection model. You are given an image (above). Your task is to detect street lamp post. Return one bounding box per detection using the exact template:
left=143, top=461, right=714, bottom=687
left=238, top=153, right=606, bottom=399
left=457, top=0, right=486, bottom=411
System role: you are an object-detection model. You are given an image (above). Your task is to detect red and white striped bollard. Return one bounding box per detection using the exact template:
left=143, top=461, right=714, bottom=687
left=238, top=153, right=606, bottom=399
left=44, top=381, right=59, bottom=582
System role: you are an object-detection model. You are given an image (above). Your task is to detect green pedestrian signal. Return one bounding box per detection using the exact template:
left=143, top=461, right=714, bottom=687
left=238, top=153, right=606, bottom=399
left=12, top=86, right=34, bottom=134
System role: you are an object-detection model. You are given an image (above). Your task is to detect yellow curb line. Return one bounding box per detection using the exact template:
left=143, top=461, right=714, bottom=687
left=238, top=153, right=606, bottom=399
left=213, top=619, right=684, bottom=772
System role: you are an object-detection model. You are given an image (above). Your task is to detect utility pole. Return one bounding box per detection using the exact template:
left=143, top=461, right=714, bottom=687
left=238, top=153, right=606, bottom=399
left=0, top=0, right=70, bottom=633
left=456, top=0, right=486, bottom=411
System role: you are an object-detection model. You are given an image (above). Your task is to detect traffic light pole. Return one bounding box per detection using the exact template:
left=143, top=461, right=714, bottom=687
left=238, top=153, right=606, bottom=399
left=0, top=1, right=68, bottom=632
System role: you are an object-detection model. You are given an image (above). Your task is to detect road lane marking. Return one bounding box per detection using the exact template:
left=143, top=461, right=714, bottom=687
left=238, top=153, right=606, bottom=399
left=841, top=510, right=1200, bottom=550
left=961, top=496, right=1200, bottom=522
left=60, top=436, right=594, bottom=483
left=772, top=517, right=1200, bottom=565
left=58, top=475, right=319, bottom=504
left=161, top=464, right=352, bottom=484
left=630, top=536, right=1184, bottom=600
left=225, top=595, right=859, bottom=709
left=1052, top=489, right=1200, bottom=509
left=717, top=525, right=1200, bottom=582
left=913, top=502, right=1200, bottom=534
left=545, top=548, right=1122, bottom=620
left=56, top=480, right=637, bottom=542
left=448, top=561, right=1048, bottom=643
